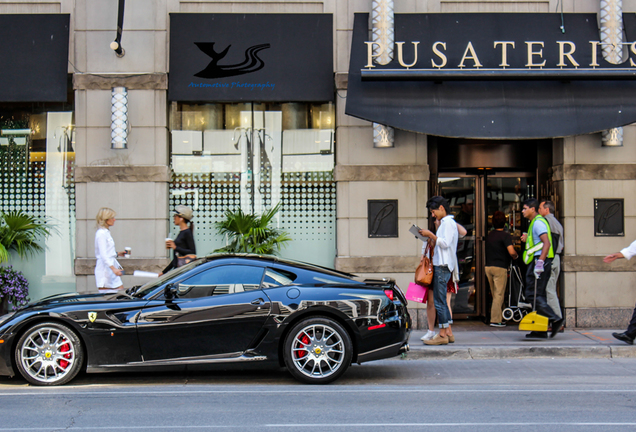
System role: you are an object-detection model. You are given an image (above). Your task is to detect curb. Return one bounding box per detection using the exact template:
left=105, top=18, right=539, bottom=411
left=401, top=345, right=636, bottom=360
left=611, top=345, right=636, bottom=358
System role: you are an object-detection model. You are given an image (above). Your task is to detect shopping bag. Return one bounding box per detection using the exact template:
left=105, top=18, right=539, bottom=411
left=406, top=282, right=428, bottom=304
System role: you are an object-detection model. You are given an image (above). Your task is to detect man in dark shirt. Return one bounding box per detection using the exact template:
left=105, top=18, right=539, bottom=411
left=485, top=211, right=518, bottom=327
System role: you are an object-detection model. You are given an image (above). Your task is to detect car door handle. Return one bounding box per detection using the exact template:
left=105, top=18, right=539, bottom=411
left=251, top=298, right=265, bottom=305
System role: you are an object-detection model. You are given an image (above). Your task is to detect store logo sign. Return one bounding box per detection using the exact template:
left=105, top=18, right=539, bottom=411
left=362, top=39, right=636, bottom=80
left=194, top=42, right=271, bottom=79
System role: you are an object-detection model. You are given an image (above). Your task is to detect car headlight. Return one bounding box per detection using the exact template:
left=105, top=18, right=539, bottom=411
left=0, top=312, right=16, bottom=328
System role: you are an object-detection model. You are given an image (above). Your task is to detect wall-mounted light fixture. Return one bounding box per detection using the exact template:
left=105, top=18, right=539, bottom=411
left=110, top=0, right=126, bottom=57
left=373, top=124, right=395, bottom=148
left=601, top=127, right=623, bottom=147
left=111, top=87, right=129, bottom=149
left=600, top=0, right=624, bottom=147
left=372, top=0, right=395, bottom=148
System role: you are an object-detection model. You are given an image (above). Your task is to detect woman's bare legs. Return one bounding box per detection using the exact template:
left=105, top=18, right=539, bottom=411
left=446, top=291, right=454, bottom=338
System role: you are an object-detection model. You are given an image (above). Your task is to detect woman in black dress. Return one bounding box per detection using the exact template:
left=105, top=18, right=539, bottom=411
left=160, top=205, right=196, bottom=275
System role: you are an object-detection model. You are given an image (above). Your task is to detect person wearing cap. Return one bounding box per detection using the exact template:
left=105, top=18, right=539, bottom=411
left=160, top=205, right=197, bottom=275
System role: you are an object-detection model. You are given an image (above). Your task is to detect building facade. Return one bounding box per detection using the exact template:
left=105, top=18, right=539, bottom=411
left=1, top=0, right=635, bottom=329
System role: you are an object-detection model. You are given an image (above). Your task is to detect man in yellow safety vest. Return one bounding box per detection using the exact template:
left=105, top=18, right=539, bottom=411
left=521, top=198, right=564, bottom=339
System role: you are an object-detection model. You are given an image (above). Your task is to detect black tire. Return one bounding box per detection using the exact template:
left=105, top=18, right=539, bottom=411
left=283, top=317, right=353, bottom=384
left=14, top=322, right=84, bottom=386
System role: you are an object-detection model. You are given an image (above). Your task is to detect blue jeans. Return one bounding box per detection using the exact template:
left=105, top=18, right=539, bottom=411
left=433, top=265, right=452, bottom=328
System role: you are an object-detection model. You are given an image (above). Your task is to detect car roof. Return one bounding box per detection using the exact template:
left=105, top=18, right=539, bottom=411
left=201, top=253, right=362, bottom=280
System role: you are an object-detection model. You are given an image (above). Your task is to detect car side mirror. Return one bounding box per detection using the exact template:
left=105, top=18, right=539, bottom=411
left=164, top=283, right=178, bottom=300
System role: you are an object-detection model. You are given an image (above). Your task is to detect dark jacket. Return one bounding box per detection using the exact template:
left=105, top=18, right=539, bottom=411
left=162, top=228, right=196, bottom=274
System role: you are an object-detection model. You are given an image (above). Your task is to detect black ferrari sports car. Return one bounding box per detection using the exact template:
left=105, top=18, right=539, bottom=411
left=0, top=255, right=410, bottom=385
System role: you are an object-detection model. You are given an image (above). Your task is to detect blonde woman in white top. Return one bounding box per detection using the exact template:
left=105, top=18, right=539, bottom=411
left=95, top=208, right=126, bottom=293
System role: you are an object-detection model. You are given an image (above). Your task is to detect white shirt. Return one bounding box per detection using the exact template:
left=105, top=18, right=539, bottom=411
left=432, top=215, right=459, bottom=271
left=620, top=240, right=636, bottom=261
left=94, top=228, right=122, bottom=289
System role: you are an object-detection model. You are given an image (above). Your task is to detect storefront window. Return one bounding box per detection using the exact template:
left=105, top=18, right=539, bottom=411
left=169, top=102, right=336, bottom=267
left=0, top=107, right=76, bottom=301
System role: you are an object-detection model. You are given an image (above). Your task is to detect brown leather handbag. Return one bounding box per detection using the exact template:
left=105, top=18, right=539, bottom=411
left=415, top=242, right=434, bottom=286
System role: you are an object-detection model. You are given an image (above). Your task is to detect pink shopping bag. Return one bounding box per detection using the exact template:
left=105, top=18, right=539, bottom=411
left=405, top=282, right=428, bottom=304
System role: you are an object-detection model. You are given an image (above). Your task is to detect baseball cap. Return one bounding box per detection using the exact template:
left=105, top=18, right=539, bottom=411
left=175, top=205, right=193, bottom=221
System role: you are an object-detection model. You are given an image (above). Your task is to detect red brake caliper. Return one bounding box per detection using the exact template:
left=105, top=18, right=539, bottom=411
left=295, top=334, right=310, bottom=359
left=59, top=341, right=71, bottom=369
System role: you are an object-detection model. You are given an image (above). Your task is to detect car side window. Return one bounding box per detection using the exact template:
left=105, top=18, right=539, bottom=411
left=262, top=268, right=297, bottom=288
left=176, top=265, right=264, bottom=299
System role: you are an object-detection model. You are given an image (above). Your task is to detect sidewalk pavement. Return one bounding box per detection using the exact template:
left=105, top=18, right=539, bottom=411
left=404, top=325, right=636, bottom=360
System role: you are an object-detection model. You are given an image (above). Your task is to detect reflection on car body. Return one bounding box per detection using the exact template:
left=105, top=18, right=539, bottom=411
left=0, top=254, right=410, bottom=385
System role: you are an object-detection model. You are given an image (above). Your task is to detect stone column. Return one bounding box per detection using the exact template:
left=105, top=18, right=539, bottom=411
left=72, top=1, right=170, bottom=292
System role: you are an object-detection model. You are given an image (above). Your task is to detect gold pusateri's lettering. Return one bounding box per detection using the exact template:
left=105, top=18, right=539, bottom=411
left=525, top=41, right=547, bottom=67
left=630, top=42, right=636, bottom=67
left=458, top=42, right=483, bottom=68
left=363, top=39, right=636, bottom=69
left=396, top=41, right=420, bottom=68
left=556, top=41, right=579, bottom=67
left=365, top=41, right=383, bottom=68
left=431, top=41, right=447, bottom=69
left=589, top=41, right=600, bottom=67
left=494, top=41, right=515, bottom=67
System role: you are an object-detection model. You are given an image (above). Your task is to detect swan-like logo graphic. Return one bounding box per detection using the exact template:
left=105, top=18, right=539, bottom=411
left=194, top=42, right=271, bottom=79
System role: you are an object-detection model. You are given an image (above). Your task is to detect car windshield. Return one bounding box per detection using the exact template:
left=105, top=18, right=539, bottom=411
left=132, top=259, right=207, bottom=298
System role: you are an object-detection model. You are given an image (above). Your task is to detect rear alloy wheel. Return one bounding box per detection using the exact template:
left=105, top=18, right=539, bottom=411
left=283, top=317, right=353, bottom=384
left=15, top=322, right=84, bottom=386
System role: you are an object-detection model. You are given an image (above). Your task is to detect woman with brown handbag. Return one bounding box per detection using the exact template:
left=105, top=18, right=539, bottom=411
left=418, top=196, right=459, bottom=345
left=420, top=218, right=467, bottom=342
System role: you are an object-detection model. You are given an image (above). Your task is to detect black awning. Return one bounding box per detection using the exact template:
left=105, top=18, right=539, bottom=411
left=0, top=14, right=70, bottom=102
left=346, top=13, right=636, bottom=139
left=169, top=13, right=334, bottom=102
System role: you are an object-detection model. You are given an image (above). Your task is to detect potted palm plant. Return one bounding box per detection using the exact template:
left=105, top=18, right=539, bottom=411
left=0, top=211, right=53, bottom=314
left=213, top=204, right=291, bottom=255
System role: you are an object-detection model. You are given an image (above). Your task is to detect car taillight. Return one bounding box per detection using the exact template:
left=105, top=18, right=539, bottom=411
left=384, top=289, right=394, bottom=301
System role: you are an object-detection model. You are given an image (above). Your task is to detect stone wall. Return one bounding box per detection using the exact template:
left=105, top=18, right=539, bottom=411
left=554, top=130, right=636, bottom=328
left=67, top=0, right=636, bottom=330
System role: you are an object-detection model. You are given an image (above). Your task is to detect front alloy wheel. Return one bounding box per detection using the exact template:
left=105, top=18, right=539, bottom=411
left=284, top=317, right=353, bottom=384
left=15, top=322, right=84, bottom=386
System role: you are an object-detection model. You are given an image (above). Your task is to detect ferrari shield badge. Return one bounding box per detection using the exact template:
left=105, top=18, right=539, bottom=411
left=88, top=312, right=97, bottom=323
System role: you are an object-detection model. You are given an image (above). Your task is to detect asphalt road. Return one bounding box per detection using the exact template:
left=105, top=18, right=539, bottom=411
left=1, top=358, right=636, bottom=431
